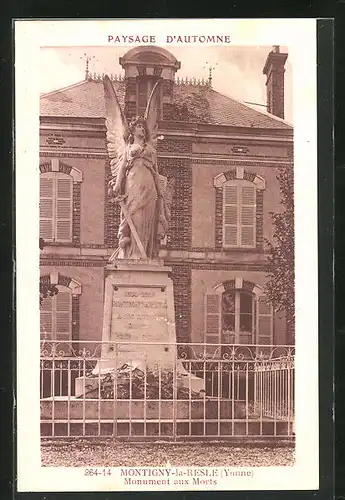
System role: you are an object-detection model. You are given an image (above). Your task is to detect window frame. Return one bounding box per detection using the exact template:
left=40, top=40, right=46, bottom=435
left=222, top=180, right=257, bottom=249
left=40, top=273, right=82, bottom=349
left=40, top=171, right=73, bottom=244
left=204, top=280, right=274, bottom=350
left=214, top=167, right=265, bottom=251
left=40, top=284, right=73, bottom=341
left=221, top=289, right=255, bottom=344
left=39, top=159, right=83, bottom=246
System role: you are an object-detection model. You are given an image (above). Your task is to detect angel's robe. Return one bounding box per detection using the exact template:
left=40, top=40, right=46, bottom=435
left=117, top=143, right=160, bottom=259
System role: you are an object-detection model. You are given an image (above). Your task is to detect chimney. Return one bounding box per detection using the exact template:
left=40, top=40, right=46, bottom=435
left=262, top=45, right=288, bottom=119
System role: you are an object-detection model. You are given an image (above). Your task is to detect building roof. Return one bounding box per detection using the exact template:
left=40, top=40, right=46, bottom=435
left=40, top=78, right=292, bottom=130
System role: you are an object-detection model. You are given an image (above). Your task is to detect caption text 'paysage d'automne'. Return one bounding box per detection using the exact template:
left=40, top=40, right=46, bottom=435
left=107, top=35, right=231, bottom=44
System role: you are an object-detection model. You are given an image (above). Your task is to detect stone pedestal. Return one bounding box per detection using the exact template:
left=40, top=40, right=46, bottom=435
left=88, top=259, right=204, bottom=393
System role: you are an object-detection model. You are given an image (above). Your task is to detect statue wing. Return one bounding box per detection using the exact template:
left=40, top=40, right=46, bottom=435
left=144, top=80, right=162, bottom=151
left=103, top=75, right=128, bottom=180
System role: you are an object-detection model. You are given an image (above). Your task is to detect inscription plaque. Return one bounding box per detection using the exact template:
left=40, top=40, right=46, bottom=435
left=94, top=262, right=178, bottom=372
left=111, top=286, right=169, bottom=348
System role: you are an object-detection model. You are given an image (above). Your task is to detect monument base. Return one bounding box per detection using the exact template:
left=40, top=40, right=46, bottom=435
left=87, top=259, right=204, bottom=397
left=75, top=362, right=205, bottom=399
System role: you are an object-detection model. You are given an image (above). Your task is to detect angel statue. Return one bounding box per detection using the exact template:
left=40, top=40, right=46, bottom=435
left=103, top=75, right=174, bottom=261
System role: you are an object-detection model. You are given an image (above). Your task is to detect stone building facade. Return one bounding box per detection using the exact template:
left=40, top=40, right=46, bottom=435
left=39, top=45, right=293, bottom=349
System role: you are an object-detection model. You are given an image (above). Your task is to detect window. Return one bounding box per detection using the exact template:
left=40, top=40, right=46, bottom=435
left=223, top=182, right=256, bottom=248
left=222, top=290, right=254, bottom=344
left=40, top=286, right=72, bottom=341
left=40, top=172, right=73, bottom=243
left=205, top=285, right=273, bottom=348
left=214, top=168, right=265, bottom=250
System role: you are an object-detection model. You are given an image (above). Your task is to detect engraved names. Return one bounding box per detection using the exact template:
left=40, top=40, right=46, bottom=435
left=111, top=286, right=169, bottom=346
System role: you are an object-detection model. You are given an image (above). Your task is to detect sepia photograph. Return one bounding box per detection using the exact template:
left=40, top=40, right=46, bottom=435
left=15, top=19, right=318, bottom=492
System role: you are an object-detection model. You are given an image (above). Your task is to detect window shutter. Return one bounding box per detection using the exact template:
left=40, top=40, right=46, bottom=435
left=240, top=186, right=256, bottom=247
left=204, top=293, right=222, bottom=348
left=55, top=291, right=72, bottom=340
left=256, top=295, right=273, bottom=345
left=39, top=177, right=54, bottom=241
left=223, top=185, right=238, bottom=247
left=55, top=177, right=72, bottom=242
left=40, top=296, right=53, bottom=340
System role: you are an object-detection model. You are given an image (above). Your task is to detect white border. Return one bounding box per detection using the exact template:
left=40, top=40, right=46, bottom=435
left=15, top=18, right=318, bottom=492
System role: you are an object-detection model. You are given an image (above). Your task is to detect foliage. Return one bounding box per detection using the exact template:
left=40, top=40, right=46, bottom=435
left=265, top=163, right=295, bottom=343
left=81, top=365, right=202, bottom=400
left=39, top=237, right=45, bottom=250
left=39, top=282, right=59, bottom=306
left=39, top=238, right=59, bottom=306
left=171, top=85, right=210, bottom=123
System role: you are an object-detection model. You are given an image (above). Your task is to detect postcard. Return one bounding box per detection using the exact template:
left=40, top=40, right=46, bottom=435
left=15, top=18, right=319, bottom=492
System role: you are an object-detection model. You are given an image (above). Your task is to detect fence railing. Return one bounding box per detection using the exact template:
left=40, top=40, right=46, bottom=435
left=254, top=357, right=294, bottom=422
left=40, top=341, right=295, bottom=440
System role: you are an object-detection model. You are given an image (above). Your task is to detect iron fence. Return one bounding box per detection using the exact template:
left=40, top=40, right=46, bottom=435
left=40, top=341, right=295, bottom=440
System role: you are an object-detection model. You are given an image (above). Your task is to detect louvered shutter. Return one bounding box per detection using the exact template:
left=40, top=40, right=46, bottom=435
left=240, top=186, right=256, bottom=247
left=204, top=293, right=222, bottom=349
left=223, top=185, right=238, bottom=247
left=56, top=177, right=72, bottom=242
left=55, top=291, right=72, bottom=340
left=39, top=177, right=54, bottom=241
left=256, top=295, right=273, bottom=345
left=40, top=296, right=53, bottom=340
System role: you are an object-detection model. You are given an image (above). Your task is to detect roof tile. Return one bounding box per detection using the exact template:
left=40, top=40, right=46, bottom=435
left=40, top=79, right=291, bottom=130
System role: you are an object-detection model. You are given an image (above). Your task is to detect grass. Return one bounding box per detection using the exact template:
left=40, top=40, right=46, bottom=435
left=41, top=439, right=295, bottom=467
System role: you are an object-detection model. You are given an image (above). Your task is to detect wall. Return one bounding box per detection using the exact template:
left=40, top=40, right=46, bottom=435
left=40, top=126, right=291, bottom=348
left=193, top=141, right=289, bottom=158
left=40, top=132, right=105, bottom=153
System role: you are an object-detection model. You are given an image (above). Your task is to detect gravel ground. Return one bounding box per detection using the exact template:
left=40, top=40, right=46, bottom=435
left=41, top=440, right=295, bottom=467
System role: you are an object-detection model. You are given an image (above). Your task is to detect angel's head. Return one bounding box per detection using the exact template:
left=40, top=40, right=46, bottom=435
left=126, top=117, right=149, bottom=144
